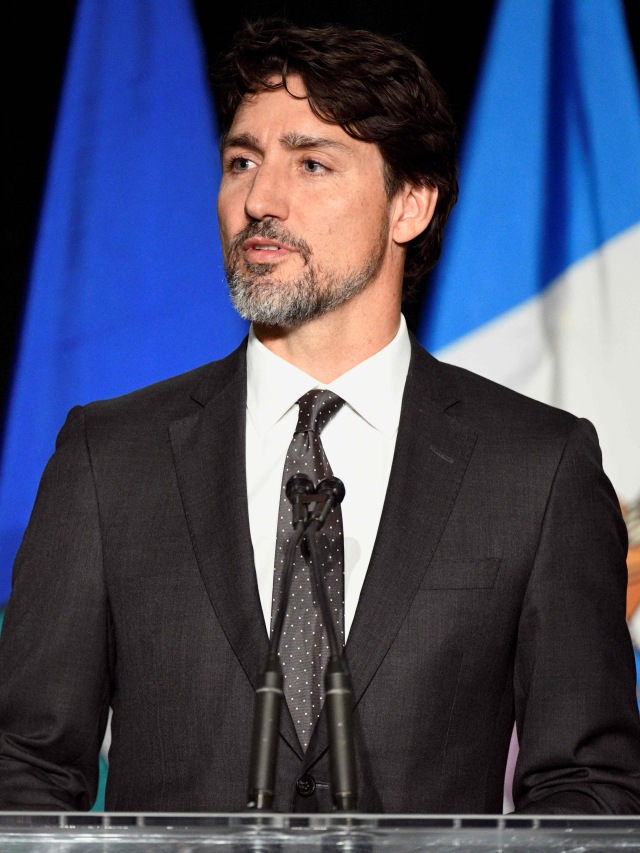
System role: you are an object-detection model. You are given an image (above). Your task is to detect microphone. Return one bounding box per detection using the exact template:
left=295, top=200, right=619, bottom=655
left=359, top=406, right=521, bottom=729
left=246, top=474, right=311, bottom=811
left=309, top=476, right=346, bottom=527
left=248, top=473, right=356, bottom=812
left=285, top=473, right=314, bottom=525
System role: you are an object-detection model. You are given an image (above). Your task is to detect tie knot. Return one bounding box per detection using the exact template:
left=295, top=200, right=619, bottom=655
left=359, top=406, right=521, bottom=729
left=295, top=389, right=344, bottom=435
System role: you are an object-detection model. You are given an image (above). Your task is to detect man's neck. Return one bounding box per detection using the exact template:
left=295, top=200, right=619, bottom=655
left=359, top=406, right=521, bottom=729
left=254, top=293, right=402, bottom=384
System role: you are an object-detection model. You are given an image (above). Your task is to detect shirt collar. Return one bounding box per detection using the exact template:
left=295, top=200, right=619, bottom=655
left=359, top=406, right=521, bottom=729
left=246, top=315, right=411, bottom=437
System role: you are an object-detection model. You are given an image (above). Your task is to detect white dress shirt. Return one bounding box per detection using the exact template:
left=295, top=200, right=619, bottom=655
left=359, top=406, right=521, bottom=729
left=245, top=316, right=411, bottom=640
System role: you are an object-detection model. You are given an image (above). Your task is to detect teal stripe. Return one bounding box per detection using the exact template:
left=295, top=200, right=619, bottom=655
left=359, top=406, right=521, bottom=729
left=92, top=754, right=108, bottom=812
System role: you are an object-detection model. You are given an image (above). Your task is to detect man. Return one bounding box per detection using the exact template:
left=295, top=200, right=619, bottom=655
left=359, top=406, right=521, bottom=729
left=0, top=19, right=639, bottom=814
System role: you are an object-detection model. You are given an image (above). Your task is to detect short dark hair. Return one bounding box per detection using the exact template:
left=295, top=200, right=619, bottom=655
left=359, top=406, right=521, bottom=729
left=214, top=19, right=458, bottom=298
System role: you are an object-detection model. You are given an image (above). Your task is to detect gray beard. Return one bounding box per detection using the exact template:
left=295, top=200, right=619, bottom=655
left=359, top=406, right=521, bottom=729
left=224, top=221, right=389, bottom=328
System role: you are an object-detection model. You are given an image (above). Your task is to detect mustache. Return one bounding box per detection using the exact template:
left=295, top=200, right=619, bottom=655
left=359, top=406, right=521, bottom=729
left=227, top=220, right=312, bottom=264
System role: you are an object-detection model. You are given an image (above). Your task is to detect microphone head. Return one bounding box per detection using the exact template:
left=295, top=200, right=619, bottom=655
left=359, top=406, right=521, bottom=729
left=286, top=473, right=314, bottom=503
left=316, top=477, right=346, bottom=506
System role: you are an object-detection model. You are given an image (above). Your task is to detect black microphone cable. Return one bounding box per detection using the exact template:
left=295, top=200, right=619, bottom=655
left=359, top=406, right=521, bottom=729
left=246, top=474, right=314, bottom=810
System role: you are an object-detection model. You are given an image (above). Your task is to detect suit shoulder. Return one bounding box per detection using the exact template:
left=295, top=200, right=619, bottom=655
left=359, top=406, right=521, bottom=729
left=432, top=356, right=580, bottom=441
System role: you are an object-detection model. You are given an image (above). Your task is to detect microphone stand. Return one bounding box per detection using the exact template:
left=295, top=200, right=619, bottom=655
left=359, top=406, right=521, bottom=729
left=305, top=479, right=358, bottom=812
left=246, top=476, right=313, bottom=810
left=246, top=476, right=358, bottom=812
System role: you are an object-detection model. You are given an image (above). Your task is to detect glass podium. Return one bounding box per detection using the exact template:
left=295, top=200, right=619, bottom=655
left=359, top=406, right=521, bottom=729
left=0, top=813, right=638, bottom=851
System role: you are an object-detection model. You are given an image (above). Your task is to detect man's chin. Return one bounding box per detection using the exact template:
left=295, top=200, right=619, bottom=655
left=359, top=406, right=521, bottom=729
left=230, top=295, right=322, bottom=328
left=225, top=270, right=315, bottom=326
left=225, top=261, right=377, bottom=328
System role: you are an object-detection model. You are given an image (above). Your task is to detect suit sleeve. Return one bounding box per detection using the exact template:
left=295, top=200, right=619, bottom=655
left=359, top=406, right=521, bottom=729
left=513, top=418, right=640, bottom=814
left=0, top=406, right=113, bottom=810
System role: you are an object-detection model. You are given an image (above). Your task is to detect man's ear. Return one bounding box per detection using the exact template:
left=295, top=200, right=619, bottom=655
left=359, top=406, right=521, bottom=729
left=391, top=182, right=438, bottom=245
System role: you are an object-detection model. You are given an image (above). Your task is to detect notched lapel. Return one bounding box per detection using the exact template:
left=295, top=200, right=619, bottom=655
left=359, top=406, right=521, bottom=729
left=348, top=347, right=477, bottom=699
left=169, top=352, right=302, bottom=758
left=169, top=357, right=268, bottom=685
left=348, top=346, right=477, bottom=697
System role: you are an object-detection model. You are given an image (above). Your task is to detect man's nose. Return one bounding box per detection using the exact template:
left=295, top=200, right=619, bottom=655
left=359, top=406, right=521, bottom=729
left=244, top=163, right=289, bottom=221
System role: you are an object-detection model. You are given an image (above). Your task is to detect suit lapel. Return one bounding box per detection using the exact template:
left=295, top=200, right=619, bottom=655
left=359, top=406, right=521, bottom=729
left=169, top=348, right=265, bottom=679
left=305, top=341, right=477, bottom=768
left=169, top=346, right=302, bottom=756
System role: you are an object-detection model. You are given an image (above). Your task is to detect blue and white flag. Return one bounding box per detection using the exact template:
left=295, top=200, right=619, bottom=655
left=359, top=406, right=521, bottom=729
left=0, top=0, right=247, bottom=608
left=420, top=0, right=639, bottom=503
left=417, top=0, right=640, bottom=804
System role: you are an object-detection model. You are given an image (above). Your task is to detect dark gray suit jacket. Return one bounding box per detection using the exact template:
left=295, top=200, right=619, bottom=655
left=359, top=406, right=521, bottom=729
left=0, top=338, right=639, bottom=813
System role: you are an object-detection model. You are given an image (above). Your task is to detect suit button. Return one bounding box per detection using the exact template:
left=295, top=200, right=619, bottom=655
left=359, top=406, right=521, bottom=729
left=296, top=775, right=316, bottom=797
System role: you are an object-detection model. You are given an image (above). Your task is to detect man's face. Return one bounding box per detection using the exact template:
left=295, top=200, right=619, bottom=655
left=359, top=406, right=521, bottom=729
left=217, top=77, right=396, bottom=327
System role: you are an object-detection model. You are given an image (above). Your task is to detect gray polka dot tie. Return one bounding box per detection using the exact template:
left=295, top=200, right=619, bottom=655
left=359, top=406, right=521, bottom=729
left=271, top=389, right=345, bottom=751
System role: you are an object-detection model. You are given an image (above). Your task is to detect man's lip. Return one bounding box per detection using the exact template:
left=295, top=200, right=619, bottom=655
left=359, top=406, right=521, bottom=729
left=242, top=237, right=292, bottom=253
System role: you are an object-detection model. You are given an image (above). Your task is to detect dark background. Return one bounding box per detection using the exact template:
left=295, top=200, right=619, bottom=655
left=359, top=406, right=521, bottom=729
left=4, top=1, right=639, bottom=428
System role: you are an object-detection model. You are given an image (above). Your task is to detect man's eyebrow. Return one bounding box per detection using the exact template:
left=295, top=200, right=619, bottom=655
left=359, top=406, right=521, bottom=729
left=221, top=132, right=261, bottom=153
left=280, top=132, right=352, bottom=154
left=221, top=131, right=352, bottom=155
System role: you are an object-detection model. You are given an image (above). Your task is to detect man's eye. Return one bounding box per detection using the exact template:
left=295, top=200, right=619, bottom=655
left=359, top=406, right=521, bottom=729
left=302, top=160, right=327, bottom=174
left=229, top=157, right=256, bottom=172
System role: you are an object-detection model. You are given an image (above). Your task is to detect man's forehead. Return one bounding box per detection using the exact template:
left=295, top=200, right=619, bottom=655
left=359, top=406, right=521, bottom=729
left=230, top=83, right=324, bottom=129
left=224, top=83, right=373, bottom=158
left=222, top=128, right=355, bottom=157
